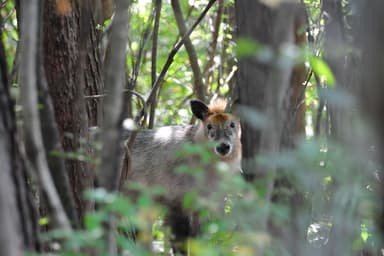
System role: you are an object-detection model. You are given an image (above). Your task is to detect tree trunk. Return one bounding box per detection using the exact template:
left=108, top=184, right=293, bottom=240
left=35, top=0, right=80, bottom=228
left=0, top=16, right=38, bottom=253
left=354, top=0, right=384, bottom=247
left=234, top=1, right=272, bottom=181
left=234, top=1, right=308, bottom=254
left=42, top=0, right=102, bottom=222
left=234, top=1, right=306, bottom=178
left=0, top=92, right=24, bottom=256
left=171, top=0, right=205, bottom=101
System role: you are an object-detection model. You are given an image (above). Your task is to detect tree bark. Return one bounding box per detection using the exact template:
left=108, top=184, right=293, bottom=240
left=354, top=0, right=384, bottom=246
left=36, top=0, right=79, bottom=228
left=9, top=3, right=42, bottom=251
left=323, top=0, right=347, bottom=142
left=42, top=0, right=102, bottom=222
left=0, top=96, right=24, bottom=256
left=0, top=16, right=26, bottom=256
left=19, top=0, right=72, bottom=233
left=98, top=0, right=131, bottom=191
left=234, top=1, right=272, bottom=180
left=234, top=1, right=307, bottom=254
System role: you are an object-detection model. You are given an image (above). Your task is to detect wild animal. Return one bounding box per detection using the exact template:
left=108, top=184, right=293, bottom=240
left=122, top=98, right=242, bottom=254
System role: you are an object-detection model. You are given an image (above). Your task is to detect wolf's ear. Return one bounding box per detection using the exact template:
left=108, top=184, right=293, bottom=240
left=190, top=100, right=209, bottom=120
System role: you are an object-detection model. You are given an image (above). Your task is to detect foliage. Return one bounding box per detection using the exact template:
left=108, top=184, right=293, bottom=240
left=1, top=0, right=382, bottom=255
left=33, top=135, right=380, bottom=255
left=1, top=0, right=17, bottom=71
left=127, top=0, right=235, bottom=126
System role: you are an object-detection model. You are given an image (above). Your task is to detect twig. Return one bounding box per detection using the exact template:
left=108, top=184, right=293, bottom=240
left=127, top=2, right=155, bottom=124
left=203, top=0, right=224, bottom=86
left=136, top=0, right=217, bottom=124
left=130, top=5, right=155, bottom=88
left=84, top=88, right=144, bottom=103
left=1, top=0, right=8, bottom=8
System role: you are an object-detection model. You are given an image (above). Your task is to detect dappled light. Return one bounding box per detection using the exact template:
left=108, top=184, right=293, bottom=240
left=0, top=0, right=383, bottom=255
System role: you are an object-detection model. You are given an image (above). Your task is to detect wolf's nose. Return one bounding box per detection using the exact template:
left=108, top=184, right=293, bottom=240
left=216, top=142, right=231, bottom=156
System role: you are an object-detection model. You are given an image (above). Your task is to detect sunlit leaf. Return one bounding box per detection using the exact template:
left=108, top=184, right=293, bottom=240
left=360, top=224, right=369, bottom=242
left=39, top=217, right=50, bottom=226
left=309, top=56, right=336, bottom=86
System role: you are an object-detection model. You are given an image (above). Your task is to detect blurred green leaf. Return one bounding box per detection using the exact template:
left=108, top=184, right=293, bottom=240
left=84, top=212, right=106, bottom=230
left=309, top=56, right=336, bottom=86
left=38, top=217, right=49, bottom=226
left=235, top=38, right=261, bottom=58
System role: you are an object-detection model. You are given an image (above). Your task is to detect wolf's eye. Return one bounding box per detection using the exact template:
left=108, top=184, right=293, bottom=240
left=207, top=124, right=213, bottom=130
left=230, top=121, right=235, bottom=128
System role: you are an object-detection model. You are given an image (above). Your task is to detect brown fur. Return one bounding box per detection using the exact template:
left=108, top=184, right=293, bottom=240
left=207, top=113, right=230, bottom=124
left=208, top=97, right=227, bottom=113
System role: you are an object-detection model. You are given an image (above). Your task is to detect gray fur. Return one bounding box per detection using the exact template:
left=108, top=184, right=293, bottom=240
left=122, top=113, right=242, bottom=199
left=124, top=125, right=200, bottom=197
left=121, top=99, right=242, bottom=253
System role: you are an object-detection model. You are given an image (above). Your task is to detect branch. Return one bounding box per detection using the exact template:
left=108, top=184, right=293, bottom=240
left=84, top=89, right=146, bottom=109
left=136, top=0, right=217, bottom=124
left=127, top=2, right=155, bottom=122
left=98, top=1, right=131, bottom=254
left=171, top=0, right=205, bottom=100
left=130, top=6, right=154, bottom=88
left=18, top=0, right=71, bottom=234
left=203, top=0, right=224, bottom=86
left=148, top=0, right=162, bottom=129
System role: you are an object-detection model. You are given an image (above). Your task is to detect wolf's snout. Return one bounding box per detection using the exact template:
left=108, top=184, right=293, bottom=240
left=216, top=142, right=231, bottom=156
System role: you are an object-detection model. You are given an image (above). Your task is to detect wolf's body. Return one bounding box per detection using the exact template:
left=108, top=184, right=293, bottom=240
left=122, top=98, right=242, bottom=254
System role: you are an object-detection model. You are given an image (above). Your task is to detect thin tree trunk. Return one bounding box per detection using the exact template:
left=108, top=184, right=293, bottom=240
left=234, top=1, right=272, bottom=181
left=203, top=0, right=224, bottom=88
left=148, top=0, right=162, bottom=129
left=82, top=1, right=103, bottom=127
left=321, top=1, right=356, bottom=255
left=354, top=0, right=384, bottom=247
left=98, top=3, right=131, bottom=253
left=19, top=0, right=71, bottom=233
left=98, top=0, right=131, bottom=191
left=0, top=16, right=25, bottom=256
left=137, top=0, right=216, bottom=122
left=323, top=0, right=346, bottom=142
left=171, top=0, right=205, bottom=101
left=0, top=113, right=23, bottom=256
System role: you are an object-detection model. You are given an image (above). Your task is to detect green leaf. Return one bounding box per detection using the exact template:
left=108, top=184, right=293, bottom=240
left=183, top=192, right=197, bottom=208
left=84, top=212, right=106, bottom=230
left=235, top=38, right=261, bottom=58
left=360, top=224, right=369, bottom=242
left=38, top=217, right=50, bottom=226
left=309, top=56, right=336, bottom=86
